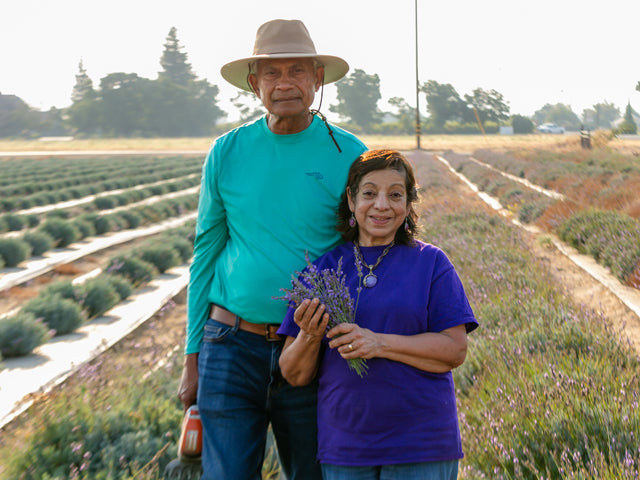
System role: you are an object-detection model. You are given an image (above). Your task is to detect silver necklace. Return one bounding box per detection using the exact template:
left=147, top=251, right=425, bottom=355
left=354, top=241, right=395, bottom=288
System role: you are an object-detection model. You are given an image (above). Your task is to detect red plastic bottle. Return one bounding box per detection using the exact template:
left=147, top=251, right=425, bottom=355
left=178, top=405, right=202, bottom=462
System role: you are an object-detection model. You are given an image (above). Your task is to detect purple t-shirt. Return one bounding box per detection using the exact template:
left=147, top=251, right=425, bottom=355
left=278, top=240, right=478, bottom=466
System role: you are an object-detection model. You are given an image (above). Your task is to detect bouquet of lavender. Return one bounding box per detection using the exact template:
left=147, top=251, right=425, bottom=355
left=278, top=253, right=368, bottom=377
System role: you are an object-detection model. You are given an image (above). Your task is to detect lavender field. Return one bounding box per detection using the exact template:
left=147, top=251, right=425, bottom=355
left=1, top=146, right=639, bottom=479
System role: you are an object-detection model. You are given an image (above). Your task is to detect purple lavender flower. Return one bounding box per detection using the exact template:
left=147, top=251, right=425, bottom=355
left=278, top=252, right=368, bottom=377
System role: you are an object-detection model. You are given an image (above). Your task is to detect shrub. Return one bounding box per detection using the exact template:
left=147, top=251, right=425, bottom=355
left=106, top=255, right=157, bottom=287
left=22, top=230, right=54, bottom=256
left=38, top=217, right=79, bottom=247
left=0, top=237, right=31, bottom=267
left=0, top=198, right=17, bottom=212
left=22, top=295, right=86, bottom=335
left=93, top=214, right=117, bottom=235
left=104, top=274, right=133, bottom=301
left=1, top=213, right=26, bottom=231
left=42, top=280, right=79, bottom=302
left=518, top=202, right=547, bottom=224
left=25, top=214, right=40, bottom=228
left=163, top=236, right=194, bottom=263
left=139, top=244, right=180, bottom=273
left=615, top=121, right=637, bottom=135
left=0, top=312, right=51, bottom=357
left=93, top=196, right=116, bottom=210
left=511, top=114, right=534, bottom=134
left=45, top=209, right=71, bottom=220
left=71, top=217, right=96, bottom=239
left=94, top=213, right=127, bottom=235
left=119, top=210, right=143, bottom=229
left=79, top=277, right=122, bottom=318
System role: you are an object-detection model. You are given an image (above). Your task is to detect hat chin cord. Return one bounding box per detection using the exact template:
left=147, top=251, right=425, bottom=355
left=310, top=78, right=342, bottom=153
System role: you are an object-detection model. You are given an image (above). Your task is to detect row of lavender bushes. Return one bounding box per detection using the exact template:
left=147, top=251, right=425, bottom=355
left=0, top=155, right=202, bottom=213
left=441, top=150, right=640, bottom=288
left=0, top=222, right=194, bottom=362
left=0, top=174, right=199, bottom=235
left=0, top=193, right=198, bottom=268
left=2, top=154, right=639, bottom=478
left=415, top=154, right=640, bottom=478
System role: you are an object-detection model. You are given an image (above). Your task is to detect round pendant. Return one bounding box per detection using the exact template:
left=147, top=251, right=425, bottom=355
left=363, top=273, right=377, bottom=288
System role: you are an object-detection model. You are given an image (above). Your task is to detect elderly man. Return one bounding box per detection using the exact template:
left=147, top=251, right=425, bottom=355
left=177, top=19, right=367, bottom=480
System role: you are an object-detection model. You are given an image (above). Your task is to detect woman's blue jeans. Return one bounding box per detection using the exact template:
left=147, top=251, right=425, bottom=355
left=321, top=460, right=459, bottom=480
left=197, top=317, right=322, bottom=480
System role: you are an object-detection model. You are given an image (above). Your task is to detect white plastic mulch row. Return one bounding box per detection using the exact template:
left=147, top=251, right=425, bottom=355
left=0, top=265, right=190, bottom=429
left=0, top=212, right=197, bottom=292
left=434, top=154, right=640, bottom=321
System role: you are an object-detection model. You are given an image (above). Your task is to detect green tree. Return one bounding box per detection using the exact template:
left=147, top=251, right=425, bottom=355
left=533, top=103, right=580, bottom=130
left=159, top=27, right=195, bottom=86
left=386, top=97, right=416, bottom=135
left=420, top=80, right=464, bottom=129
left=581, top=101, right=620, bottom=129
left=71, top=59, right=94, bottom=103
left=184, top=79, right=224, bottom=135
left=511, top=114, right=534, bottom=134
left=231, top=90, right=265, bottom=124
left=0, top=94, right=33, bottom=137
left=68, top=26, right=225, bottom=137
left=330, top=68, right=381, bottom=132
left=617, top=102, right=637, bottom=134
left=463, top=88, right=510, bottom=124
left=98, top=72, right=153, bottom=136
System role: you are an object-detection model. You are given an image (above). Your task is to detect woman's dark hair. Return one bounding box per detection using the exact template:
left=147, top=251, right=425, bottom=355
left=336, top=149, right=419, bottom=245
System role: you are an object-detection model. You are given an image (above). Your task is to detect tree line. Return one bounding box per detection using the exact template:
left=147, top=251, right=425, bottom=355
left=1, top=28, right=638, bottom=138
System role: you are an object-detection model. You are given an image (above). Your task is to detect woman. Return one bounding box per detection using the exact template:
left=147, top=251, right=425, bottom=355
left=278, top=149, right=478, bottom=480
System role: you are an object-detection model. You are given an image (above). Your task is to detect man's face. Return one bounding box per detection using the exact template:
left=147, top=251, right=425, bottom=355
left=249, top=58, right=323, bottom=120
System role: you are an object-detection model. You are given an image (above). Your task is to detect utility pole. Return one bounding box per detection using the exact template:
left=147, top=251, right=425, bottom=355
left=414, top=0, right=421, bottom=150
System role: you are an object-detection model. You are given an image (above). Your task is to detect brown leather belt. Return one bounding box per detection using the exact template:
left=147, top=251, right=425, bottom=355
left=209, top=305, right=282, bottom=342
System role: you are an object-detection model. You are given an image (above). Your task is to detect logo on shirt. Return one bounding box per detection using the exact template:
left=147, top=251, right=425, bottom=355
left=305, top=171, right=324, bottom=180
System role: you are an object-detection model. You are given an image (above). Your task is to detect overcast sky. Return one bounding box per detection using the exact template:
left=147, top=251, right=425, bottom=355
left=3, top=0, right=639, bottom=122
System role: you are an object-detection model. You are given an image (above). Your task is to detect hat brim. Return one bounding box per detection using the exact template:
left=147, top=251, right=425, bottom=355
left=220, top=54, right=349, bottom=92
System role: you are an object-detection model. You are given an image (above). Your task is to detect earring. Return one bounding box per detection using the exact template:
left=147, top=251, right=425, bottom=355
left=349, top=213, right=356, bottom=228
left=404, top=218, right=409, bottom=231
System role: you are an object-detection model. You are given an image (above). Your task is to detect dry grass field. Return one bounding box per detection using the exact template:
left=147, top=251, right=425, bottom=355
left=1, top=133, right=639, bottom=155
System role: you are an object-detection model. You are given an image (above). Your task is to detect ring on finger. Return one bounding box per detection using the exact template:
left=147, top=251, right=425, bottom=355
left=348, top=343, right=354, bottom=351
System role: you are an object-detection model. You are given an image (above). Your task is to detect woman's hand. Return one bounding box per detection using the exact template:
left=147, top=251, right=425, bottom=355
left=327, top=323, right=469, bottom=373
left=326, top=323, right=380, bottom=359
left=279, top=298, right=329, bottom=386
left=294, top=298, right=330, bottom=340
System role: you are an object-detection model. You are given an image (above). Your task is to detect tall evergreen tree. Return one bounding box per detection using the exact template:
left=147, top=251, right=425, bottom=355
left=159, top=27, right=195, bottom=86
left=71, top=60, right=94, bottom=103
left=618, top=101, right=638, bottom=134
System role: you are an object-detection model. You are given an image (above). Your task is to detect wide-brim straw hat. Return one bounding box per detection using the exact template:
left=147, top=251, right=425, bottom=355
left=221, top=19, right=349, bottom=92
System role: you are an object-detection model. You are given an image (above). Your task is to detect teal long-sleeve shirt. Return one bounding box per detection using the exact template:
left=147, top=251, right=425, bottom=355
left=185, top=116, right=367, bottom=354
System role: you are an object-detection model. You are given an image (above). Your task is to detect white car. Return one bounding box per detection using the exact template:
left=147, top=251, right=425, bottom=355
left=537, top=123, right=565, bottom=134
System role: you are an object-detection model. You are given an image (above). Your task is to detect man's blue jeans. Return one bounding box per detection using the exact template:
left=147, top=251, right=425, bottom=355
left=197, top=317, right=322, bottom=480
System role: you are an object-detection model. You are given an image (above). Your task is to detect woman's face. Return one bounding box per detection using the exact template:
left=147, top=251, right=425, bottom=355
left=347, top=168, right=409, bottom=247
